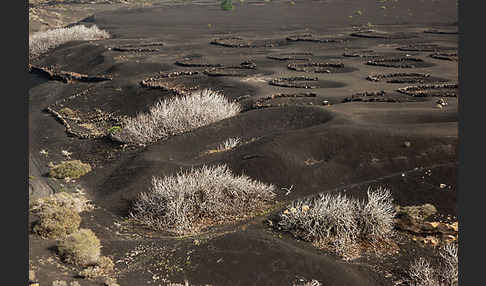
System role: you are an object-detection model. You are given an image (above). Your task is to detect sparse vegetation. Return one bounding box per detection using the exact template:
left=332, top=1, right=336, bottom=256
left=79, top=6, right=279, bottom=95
left=78, top=256, right=115, bottom=279
left=276, top=187, right=396, bottom=260
left=48, top=160, right=92, bottom=179
left=118, top=89, right=240, bottom=145
left=217, top=137, right=241, bottom=151
left=408, top=244, right=458, bottom=286
left=29, top=25, right=110, bottom=59
left=358, top=187, right=396, bottom=240
left=30, top=192, right=93, bottom=214
left=57, top=228, right=101, bottom=266
left=107, top=126, right=122, bottom=135
left=32, top=203, right=81, bottom=239
left=221, top=0, right=234, bottom=10
left=129, top=164, right=276, bottom=233
left=30, top=192, right=93, bottom=239
left=205, top=137, right=242, bottom=155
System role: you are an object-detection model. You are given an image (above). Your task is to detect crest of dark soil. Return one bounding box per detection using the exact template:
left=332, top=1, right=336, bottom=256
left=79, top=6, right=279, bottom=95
left=366, top=73, right=449, bottom=84
left=286, top=33, right=353, bottom=43
left=111, top=46, right=160, bottom=52
left=31, top=41, right=114, bottom=76
left=350, top=30, right=417, bottom=39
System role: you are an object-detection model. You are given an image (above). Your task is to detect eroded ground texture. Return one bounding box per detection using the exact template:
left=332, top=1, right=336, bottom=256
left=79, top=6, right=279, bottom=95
left=29, top=0, right=458, bottom=285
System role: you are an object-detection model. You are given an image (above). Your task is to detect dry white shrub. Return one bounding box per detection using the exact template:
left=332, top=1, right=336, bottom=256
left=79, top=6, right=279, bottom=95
left=358, top=186, right=396, bottom=240
left=278, top=192, right=360, bottom=242
left=409, top=257, right=439, bottom=286
left=408, top=244, right=458, bottom=286
left=277, top=187, right=396, bottom=259
left=119, top=89, right=240, bottom=145
left=129, top=164, right=276, bottom=233
left=29, top=25, right=110, bottom=59
left=438, top=244, right=458, bottom=286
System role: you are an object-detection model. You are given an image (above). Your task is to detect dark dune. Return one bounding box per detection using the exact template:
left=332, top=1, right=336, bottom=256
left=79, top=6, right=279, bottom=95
left=29, top=0, right=458, bottom=285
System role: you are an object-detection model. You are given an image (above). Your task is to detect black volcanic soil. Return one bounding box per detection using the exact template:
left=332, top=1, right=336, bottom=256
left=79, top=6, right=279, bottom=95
left=29, top=0, right=458, bottom=285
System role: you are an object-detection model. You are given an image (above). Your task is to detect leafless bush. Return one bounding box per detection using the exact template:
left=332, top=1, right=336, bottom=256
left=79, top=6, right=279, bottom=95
left=29, top=25, right=110, bottom=59
left=408, top=244, right=459, bottom=286
left=277, top=187, right=396, bottom=259
left=278, top=193, right=360, bottom=242
left=409, top=257, right=439, bottom=286
left=118, top=89, right=240, bottom=145
left=358, top=187, right=396, bottom=240
left=437, top=244, right=458, bottom=286
left=129, top=164, right=276, bottom=233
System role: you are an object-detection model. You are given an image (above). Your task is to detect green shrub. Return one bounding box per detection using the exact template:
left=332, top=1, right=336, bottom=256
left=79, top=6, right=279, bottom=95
left=48, top=160, right=92, bottom=179
left=33, top=204, right=81, bottom=239
left=57, top=228, right=101, bottom=266
left=107, top=126, right=122, bottom=135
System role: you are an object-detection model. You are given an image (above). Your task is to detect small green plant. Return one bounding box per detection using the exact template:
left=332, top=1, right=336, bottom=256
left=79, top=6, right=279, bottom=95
left=57, top=228, right=101, bottom=266
left=48, top=160, right=92, bottom=179
left=221, top=0, right=234, bottom=10
left=33, top=204, right=81, bottom=239
left=107, top=126, right=122, bottom=135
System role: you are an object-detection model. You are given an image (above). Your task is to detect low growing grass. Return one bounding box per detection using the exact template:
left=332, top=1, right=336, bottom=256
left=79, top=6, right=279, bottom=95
left=129, top=164, right=276, bottom=233
left=29, top=25, right=110, bottom=59
left=117, top=89, right=240, bottom=145
left=276, top=187, right=396, bottom=260
left=57, top=228, right=101, bottom=267
left=48, top=160, right=92, bottom=179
